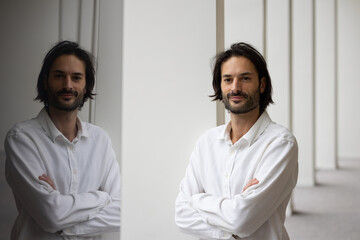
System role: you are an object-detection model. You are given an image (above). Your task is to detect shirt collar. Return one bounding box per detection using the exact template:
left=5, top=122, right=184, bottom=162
left=218, top=111, right=271, bottom=146
left=37, top=107, right=90, bottom=143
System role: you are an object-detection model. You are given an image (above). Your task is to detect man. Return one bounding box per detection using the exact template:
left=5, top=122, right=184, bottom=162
left=175, top=42, right=298, bottom=240
left=5, top=41, right=120, bottom=239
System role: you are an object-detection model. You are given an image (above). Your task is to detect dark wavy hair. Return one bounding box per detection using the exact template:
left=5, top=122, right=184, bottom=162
left=35, top=40, right=96, bottom=108
left=210, top=42, right=273, bottom=113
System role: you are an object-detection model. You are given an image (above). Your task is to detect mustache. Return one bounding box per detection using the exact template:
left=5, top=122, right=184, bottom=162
left=56, top=89, right=78, bottom=97
left=227, top=91, right=248, bottom=99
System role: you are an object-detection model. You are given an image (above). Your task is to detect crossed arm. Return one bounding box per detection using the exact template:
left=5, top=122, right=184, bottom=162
left=39, top=174, right=56, bottom=190
left=175, top=138, right=298, bottom=239
left=5, top=132, right=120, bottom=236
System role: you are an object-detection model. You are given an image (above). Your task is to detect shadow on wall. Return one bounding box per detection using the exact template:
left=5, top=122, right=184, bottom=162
left=0, top=150, right=17, bottom=239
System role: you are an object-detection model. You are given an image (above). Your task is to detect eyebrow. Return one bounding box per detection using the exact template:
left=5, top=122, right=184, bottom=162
left=222, top=72, right=253, bottom=78
left=52, top=70, right=84, bottom=76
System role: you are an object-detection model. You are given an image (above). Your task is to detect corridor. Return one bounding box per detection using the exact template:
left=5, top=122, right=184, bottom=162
left=285, top=159, right=360, bottom=239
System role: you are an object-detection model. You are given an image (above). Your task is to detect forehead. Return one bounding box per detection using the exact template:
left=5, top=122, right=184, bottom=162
left=221, top=56, right=257, bottom=75
left=50, top=54, right=85, bottom=73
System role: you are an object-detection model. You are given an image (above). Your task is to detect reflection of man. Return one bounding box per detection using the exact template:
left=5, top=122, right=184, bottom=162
left=175, top=42, right=298, bottom=240
left=5, top=41, right=120, bottom=239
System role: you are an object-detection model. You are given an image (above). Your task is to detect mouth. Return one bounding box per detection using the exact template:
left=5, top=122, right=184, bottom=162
left=60, top=93, right=75, bottom=99
left=229, top=96, right=245, bottom=101
left=57, top=90, right=78, bottom=99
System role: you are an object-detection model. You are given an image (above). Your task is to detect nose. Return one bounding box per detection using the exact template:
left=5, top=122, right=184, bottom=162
left=63, top=74, right=73, bottom=90
left=231, top=78, right=241, bottom=92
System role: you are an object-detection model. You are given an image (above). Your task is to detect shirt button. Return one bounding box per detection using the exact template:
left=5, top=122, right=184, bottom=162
left=73, top=169, right=77, bottom=174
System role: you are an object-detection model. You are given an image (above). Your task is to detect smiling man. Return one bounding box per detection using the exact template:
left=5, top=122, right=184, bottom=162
left=175, top=42, right=298, bottom=240
left=5, top=41, right=120, bottom=239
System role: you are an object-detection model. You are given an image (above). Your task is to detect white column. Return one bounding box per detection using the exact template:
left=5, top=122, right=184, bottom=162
left=315, top=0, right=337, bottom=169
left=78, top=0, right=95, bottom=122
left=121, top=0, right=216, bottom=239
left=93, top=0, right=123, bottom=160
left=224, top=0, right=265, bottom=50
left=91, top=1, right=123, bottom=239
left=337, top=0, right=360, bottom=160
left=224, top=0, right=265, bottom=123
left=78, top=0, right=95, bottom=52
left=59, top=0, right=80, bottom=41
left=266, top=0, right=292, bottom=130
left=292, top=0, right=316, bottom=186
left=266, top=0, right=294, bottom=215
left=216, top=0, right=225, bottom=126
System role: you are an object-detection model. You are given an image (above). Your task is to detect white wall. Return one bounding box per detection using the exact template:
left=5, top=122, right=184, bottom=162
left=292, top=0, right=316, bottom=186
left=121, top=1, right=216, bottom=239
left=224, top=0, right=265, bottom=125
left=315, top=0, right=337, bottom=169
left=266, top=0, right=292, bottom=130
left=0, top=0, right=58, bottom=151
left=338, top=0, right=360, bottom=159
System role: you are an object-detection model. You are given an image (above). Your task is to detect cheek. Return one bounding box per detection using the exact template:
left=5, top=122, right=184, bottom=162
left=220, top=83, right=229, bottom=93
left=76, top=81, right=86, bottom=91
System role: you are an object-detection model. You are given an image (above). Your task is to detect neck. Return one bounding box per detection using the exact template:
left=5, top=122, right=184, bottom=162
left=47, top=106, right=79, bottom=142
left=229, top=108, right=261, bottom=144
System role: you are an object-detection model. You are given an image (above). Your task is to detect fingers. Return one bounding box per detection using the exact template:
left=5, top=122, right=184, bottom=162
left=242, top=178, right=259, bottom=193
left=38, top=174, right=56, bottom=190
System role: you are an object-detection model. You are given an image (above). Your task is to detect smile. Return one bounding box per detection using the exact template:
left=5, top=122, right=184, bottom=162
left=230, top=96, right=245, bottom=101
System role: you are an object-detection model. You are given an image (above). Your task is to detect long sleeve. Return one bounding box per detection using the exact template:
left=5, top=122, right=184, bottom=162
left=175, top=144, right=233, bottom=240
left=5, top=131, right=111, bottom=233
left=61, top=145, right=121, bottom=237
left=189, top=137, right=298, bottom=238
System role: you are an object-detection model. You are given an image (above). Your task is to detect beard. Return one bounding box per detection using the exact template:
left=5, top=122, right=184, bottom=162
left=222, top=87, right=260, bottom=114
left=47, top=87, right=85, bottom=112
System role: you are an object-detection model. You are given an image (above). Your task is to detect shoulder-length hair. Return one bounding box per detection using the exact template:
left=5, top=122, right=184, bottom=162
left=35, top=40, right=96, bottom=108
left=210, top=42, right=273, bottom=113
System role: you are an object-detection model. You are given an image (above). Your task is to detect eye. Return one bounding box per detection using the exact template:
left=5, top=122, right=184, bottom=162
left=242, top=77, right=250, bottom=81
left=223, top=78, right=232, bottom=82
left=72, top=75, right=83, bottom=81
left=54, top=73, right=64, bottom=79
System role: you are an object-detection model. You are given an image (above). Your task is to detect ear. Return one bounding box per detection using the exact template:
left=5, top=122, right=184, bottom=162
left=260, top=77, right=266, bottom=94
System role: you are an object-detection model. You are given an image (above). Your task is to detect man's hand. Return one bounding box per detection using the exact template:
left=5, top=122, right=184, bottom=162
left=242, top=178, right=259, bottom=193
left=39, top=174, right=56, bottom=190
left=229, top=179, right=260, bottom=239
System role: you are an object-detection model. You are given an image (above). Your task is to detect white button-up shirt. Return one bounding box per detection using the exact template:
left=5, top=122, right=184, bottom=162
left=175, top=111, right=298, bottom=240
left=5, top=108, right=121, bottom=240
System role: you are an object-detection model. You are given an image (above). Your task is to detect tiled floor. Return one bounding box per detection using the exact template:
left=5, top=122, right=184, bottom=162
left=285, top=158, right=360, bottom=240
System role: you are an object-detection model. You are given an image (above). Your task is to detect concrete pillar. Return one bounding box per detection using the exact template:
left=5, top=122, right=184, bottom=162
left=315, top=0, right=337, bottom=170
left=121, top=1, right=217, bottom=239
left=292, top=0, right=316, bottom=186
left=266, top=0, right=292, bottom=130
left=337, top=0, right=360, bottom=160
left=224, top=0, right=265, bottom=123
